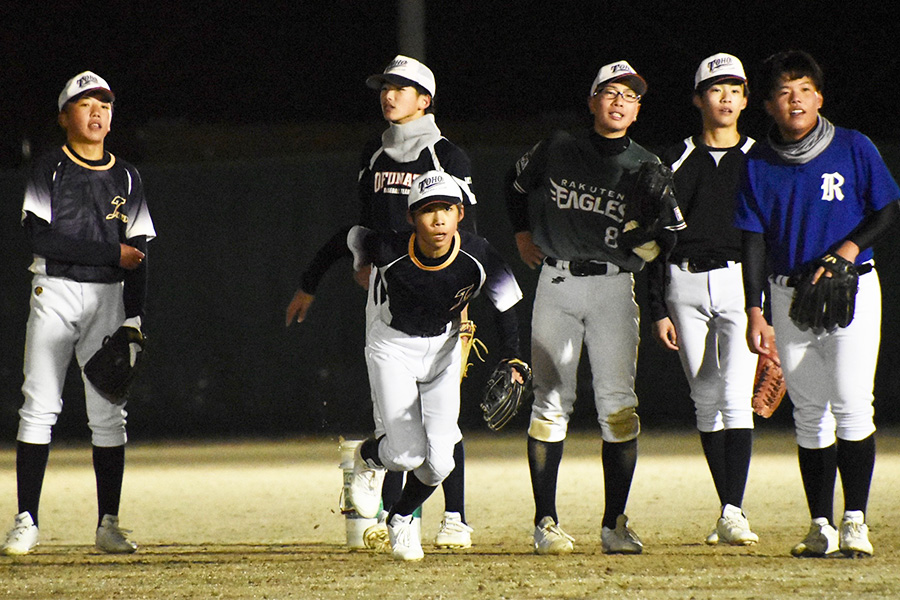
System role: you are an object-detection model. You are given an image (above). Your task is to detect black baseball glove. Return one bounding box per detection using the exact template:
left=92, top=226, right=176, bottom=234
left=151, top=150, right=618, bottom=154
left=84, top=326, right=146, bottom=403
left=620, top=161, right=684, bottom=261
left=788, top=253, right=867, bottom=333
left=480, top=358, right=533, bottom=431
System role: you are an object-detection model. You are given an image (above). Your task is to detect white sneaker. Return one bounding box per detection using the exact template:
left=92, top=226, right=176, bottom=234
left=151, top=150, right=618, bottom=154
left=716, top=504, right=759, bottom=546
left=363, top=511, right=390, bottom=552
left=601, top=514, right=643, bottom=555
left=347, top=443, right=385, bottom=519
left=839, top=511, right=873, bottom=558
left=533, top=516, right=574, bottom=555
left=95, top=514, right=137, bottom=554
left=1, top=512, right=39, bottom=555
left=791, top=517, right=839, bottom=557
left=388, top=513, right=424, bottom=561
left=434, top=511, right=473, bottom=549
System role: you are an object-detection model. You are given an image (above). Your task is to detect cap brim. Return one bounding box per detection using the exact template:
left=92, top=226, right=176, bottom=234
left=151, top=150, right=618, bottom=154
left=610, top=74, right=647, bottom=96
left=408, top=196, right=462, bottom=212
left=62, top=88, right=115, bottom=110
left=696, top=75, right=747, bottom=90
left=365, top=73, right=423, bottom=92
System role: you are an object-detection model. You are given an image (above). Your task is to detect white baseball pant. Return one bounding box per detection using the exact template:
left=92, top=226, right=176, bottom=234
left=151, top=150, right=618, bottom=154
left=18, top=275, right=128, bottom=447
left=365, top=319, right=463, bottom=487
left=665, top=262, right=756, bottom=432
left=528, top=262, right=640, bottom=443
left=771, top=270, right=881, bottom=449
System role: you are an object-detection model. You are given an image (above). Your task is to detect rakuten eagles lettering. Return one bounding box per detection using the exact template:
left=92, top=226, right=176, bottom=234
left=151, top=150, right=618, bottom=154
left=549, top=178, right=625, bottom=222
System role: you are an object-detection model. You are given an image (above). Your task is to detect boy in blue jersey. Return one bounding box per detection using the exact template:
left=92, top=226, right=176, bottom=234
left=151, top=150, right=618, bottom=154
left=735, top=51, right=899, bottom=558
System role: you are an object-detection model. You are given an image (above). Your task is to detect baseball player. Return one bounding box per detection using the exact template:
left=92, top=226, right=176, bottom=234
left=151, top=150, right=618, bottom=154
left=285, top=55, right=477, bottom=549
left=506, top=60, right=685, bottom=555
left=2, top=72, right=155, bottom=555
left=341, top=170, right=525, bottom=560
left=735, top=50, right=899, bottom=558
left=649, top=53, right=759, bottom=545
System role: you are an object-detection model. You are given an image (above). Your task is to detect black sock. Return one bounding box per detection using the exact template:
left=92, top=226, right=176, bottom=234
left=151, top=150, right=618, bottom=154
left=16, top=441, right=50, bottom=527
left=381, top=471, right=403, bottom=515
left=528, top=437, right=564, bottom=526
left=390, top=473, right=437, bottom=520
left=837, top=434, right=876, bottom=514
left=723, top=428, right=753, bottom=509
left=441, top=439, right=466, bottom=521
left=798, top=444, right=837, bottom=524
left=359, top=437, right=382, bottom=466
left=699, top=430, right=727, bottom=506
left=602, top=438, right=637, bottom=530
left=93, top=445, right=125, bottom=527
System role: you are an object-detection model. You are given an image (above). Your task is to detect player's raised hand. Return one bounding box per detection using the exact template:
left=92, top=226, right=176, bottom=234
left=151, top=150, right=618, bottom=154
left=652, top=317, right=679, bottom=351
left=514, top=231, right=545, bottom=269
left=285, top=289, right=315, bottom=326
left=119, top=244, right=145, bottom=270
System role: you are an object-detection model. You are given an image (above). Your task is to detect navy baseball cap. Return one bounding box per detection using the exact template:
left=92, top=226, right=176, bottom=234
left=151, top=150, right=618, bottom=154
left=366, top=55, right=436, bottom=97
left=695, top=53, right=747, bottom=90
left=591, top=60, right=648, bottom=96
left=408, top=170, right=463, bottom=212
left=58, top=71, right=115, bottom=112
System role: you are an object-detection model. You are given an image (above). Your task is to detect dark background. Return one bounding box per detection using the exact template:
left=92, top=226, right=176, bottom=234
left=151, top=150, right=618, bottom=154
left=1, top=2, right=899, bottom=441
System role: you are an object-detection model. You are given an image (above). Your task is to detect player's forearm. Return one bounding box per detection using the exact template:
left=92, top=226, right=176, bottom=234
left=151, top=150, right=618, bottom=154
left=741, top=231, right=767, bottom=310
left=25, top=215, right=120, bottom=267
left=299, top=226, right=353, bottom=294
left=645, top=258, right=669, bottom=321
left=846, top=200, right=899, bottom=252
left=493, top=306, right=521, bottom=360
left=122, top=237, right=148, bottom=319
left=504, top=167, right=530, bottom=233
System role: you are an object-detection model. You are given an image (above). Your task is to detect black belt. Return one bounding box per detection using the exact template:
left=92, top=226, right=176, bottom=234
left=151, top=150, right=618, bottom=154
left=544, top=257, right=612, bottom=276
left=675, top=257, right=735, bottom=273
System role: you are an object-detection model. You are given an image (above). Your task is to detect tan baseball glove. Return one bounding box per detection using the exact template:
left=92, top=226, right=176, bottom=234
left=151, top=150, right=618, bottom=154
left=751, top=346, right=786, bottom=418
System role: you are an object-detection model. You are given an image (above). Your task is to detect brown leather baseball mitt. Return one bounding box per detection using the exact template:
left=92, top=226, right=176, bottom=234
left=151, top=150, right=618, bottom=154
left=751, top=347, right=786, bottom=418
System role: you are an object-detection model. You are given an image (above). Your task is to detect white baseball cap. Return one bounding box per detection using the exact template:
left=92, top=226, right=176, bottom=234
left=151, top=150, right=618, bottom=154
left=408, top=170, right=463, bottom=212
left=694, top=53, right=747, bottom=90
left=366, top=55, right=436, bottom=97
left=58, top=71, right=115, bottom=112
left=591, top=60, right=647, bottom=96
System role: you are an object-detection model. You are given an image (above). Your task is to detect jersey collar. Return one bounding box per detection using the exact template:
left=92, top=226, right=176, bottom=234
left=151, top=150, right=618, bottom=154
left=62, top=145, right=116, bottom=170
left=408, top=232, right=461, bottom=271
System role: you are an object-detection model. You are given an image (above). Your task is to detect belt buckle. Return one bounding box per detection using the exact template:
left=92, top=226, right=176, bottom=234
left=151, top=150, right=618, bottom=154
left=570, top=261, right=589, bottom=277
left=688, top=258, right=727, bottom=273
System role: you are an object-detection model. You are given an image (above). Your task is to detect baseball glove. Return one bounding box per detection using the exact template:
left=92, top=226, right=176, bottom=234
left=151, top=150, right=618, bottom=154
left=751, top=348, right=786, bottom=418
left=620, top=161, right=684, bottom=262
left=788, top=253, right=866, bottom=333
left=480, top=358, right=533, bottom=431
left=459, top=319, right=488, bottom=382
left=84, top=326, right=145, bottom=403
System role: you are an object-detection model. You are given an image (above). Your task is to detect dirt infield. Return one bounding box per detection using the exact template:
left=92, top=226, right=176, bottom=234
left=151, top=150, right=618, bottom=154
left=1, top=429, right=899, bottom=599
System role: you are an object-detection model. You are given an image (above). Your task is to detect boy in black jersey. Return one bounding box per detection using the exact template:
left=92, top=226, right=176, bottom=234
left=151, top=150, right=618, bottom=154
left=2, top=71, right=154, bottom=556
left=507, top=60, right=684, bottom=556
left=649, top=53, right=759, bottom=546
left=341, top=170, right=525, bottom=560
left=285, top=56, right=477, bottom=550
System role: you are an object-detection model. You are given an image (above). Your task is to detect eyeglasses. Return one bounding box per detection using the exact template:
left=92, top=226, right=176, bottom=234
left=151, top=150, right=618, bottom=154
left=593, top=87, right=641, bottom=103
